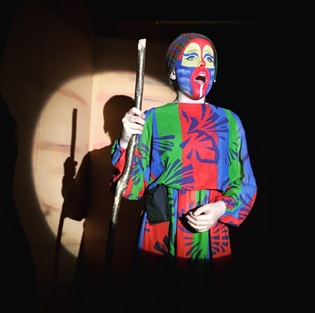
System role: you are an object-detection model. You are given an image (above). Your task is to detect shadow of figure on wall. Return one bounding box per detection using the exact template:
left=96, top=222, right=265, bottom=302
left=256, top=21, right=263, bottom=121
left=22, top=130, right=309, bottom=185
left=61, top=95, right=144, bottom=312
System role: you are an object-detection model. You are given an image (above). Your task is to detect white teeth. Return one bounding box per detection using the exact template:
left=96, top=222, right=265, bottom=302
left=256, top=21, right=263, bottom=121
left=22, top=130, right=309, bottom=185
left=196, top=73, right=206, bottom=79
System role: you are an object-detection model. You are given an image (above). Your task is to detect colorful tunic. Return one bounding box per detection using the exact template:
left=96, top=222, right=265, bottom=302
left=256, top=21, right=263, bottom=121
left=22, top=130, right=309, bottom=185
left=111, top=102, right=257, bottom=309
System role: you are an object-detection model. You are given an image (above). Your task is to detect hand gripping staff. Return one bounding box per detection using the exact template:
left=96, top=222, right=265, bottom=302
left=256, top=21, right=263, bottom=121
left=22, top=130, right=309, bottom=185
left=103, top=38, right=146, bottom=307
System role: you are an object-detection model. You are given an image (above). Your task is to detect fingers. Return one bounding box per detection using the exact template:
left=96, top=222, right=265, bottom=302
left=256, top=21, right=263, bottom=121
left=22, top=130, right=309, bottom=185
left=186, top=211, right=215, bottom=232
left=120, top=107, right=146, bottom=148
left=125, top=107, right=145, bottom=124
left=122, top=107, right=145, bottom=134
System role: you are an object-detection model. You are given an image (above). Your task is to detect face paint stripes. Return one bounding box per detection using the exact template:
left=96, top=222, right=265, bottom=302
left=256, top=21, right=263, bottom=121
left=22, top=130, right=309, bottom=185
left=165, top=33, right=218, bottom=82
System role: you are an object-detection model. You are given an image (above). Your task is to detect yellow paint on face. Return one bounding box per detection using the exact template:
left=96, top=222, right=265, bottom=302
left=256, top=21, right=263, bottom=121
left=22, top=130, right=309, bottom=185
left=181, top=41, right=215, bottom=69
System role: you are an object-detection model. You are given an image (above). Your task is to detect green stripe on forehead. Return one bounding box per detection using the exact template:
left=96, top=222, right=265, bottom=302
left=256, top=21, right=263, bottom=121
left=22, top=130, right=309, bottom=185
left=165, top=32, right=218, bottom=81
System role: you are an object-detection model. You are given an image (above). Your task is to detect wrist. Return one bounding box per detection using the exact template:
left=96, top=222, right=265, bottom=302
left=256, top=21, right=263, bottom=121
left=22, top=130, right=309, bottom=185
left=119, top=138, right=129, bottom=149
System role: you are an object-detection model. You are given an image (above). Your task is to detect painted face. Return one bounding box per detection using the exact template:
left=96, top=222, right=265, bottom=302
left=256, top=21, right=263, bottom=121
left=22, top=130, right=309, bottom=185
left=174, top=38, right=215, bottom=100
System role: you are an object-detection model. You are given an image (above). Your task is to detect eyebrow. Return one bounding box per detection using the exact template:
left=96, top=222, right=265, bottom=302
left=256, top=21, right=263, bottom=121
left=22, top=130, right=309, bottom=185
left=183, top=51, right=198, bottom=57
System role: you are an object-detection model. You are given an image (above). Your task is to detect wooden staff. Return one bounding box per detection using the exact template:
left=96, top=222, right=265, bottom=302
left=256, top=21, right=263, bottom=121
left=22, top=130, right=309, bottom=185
left=103, top=38, right=146, bottom=305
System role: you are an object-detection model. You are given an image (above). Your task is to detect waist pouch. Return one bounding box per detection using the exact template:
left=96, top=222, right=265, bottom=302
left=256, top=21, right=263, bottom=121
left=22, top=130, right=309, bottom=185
left=145, top=184, right=170, bottom=224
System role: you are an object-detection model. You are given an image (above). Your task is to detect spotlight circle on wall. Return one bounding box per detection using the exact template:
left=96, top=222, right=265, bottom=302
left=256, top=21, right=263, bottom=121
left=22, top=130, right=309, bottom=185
left=32, top=70, right=176, bottom=256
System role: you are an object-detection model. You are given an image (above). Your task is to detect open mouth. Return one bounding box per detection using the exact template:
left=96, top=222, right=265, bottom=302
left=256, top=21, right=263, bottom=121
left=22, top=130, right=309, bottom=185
left=195, top=73, right=206, bottom=84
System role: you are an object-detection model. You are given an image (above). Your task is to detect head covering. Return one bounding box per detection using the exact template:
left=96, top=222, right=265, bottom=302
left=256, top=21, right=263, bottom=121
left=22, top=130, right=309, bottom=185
left=165, top=32, right=218, bottom=81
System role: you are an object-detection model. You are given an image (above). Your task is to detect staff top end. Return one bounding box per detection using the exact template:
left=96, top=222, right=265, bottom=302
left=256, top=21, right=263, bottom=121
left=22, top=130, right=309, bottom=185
left=138, top=38, right=147, bottom=50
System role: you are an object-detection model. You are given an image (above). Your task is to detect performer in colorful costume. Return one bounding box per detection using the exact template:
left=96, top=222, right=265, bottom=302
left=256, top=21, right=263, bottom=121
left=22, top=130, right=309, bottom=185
left=110, top=33, right=257, bottom=312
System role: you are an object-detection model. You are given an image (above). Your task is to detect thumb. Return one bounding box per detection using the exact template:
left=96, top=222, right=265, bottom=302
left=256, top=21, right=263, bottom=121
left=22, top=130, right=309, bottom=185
left=192, top=205, right=208, bottom=216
